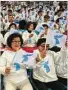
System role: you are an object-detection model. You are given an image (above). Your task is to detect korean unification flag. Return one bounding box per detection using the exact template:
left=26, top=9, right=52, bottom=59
left=22, top=52, right=36, bottom=67
left=12, top=50, right=36, bottom=71
left=52, top=30, right=67, bottom=48
left=35, top=23, right=44, bottom=33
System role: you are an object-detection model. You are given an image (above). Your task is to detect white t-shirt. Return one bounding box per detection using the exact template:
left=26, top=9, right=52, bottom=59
left=22, top=30, right=38, bottom=47
left=55, top=48, right=68, bottom=79
left=33, top=50, right=58, bottom=82
left=0, top=49, right=29, bottom=86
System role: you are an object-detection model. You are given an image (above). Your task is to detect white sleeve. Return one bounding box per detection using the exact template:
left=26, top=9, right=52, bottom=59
left=55, top=49, right=68, bottom=75
left=0, top=34, right=4, bottom=47
left=4, top=32, right=9, bottom=45
left=0, top=53, right=7, bottom=75
left=51, top=50, right=68, bottom=75
left=49, top=51, right=60, bottom=64
left=55, top=60, right=67, bottom=75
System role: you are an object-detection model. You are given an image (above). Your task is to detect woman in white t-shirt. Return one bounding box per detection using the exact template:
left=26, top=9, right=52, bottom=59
left=0, top=33, right=33, bottom=90
left=22, top=21, right=38, bottom=48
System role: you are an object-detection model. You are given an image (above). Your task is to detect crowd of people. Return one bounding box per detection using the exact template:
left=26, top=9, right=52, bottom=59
left=0, top=1, right=68, bottom=90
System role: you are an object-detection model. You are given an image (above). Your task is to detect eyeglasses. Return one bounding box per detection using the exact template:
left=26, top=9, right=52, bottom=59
left=12, top=41, right=21, bottom=44
left=40, top=44, right=46, bottom=47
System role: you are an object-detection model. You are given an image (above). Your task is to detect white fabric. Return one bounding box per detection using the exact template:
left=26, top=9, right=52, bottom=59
left=4, top=79, right=33, bottom=90
left=55, top=48, right=68, bottom=79
left=36, top=16, right=44, bottom=24
left=0, top=49, right=30, bottom=86
left=33, top=49, right=68, bottom=82
left=33, top=50, right=58, bottom=82
left=0, top=33, right=4, bottom=47
left=22, top=31, right=38, bottom=47
left=51, top=30, right=67, bottom=48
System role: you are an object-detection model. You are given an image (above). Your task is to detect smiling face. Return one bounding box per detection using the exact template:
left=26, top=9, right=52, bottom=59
left=8, top=15, right=14, bottom=22
left=28, top=24, right=34, bottom=31
left=11, top=37, right=21, bottom=51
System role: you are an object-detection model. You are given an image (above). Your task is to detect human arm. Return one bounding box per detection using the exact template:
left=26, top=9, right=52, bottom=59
left=0, top=52, right=11, bottom=75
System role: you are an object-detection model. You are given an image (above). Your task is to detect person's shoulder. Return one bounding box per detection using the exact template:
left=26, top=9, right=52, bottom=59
left=1, top=49, right=12, bottom=56
left=23, top=30, right=28, bottom=34
left=0, top=33, right=3, bottom=38
left=33, top=49, right=39, bottom=54
left=19, top=48, right=28, bottom=54
left=32, top=31, right=37, bottom=35
left=47, top=50, right=57, bottom=56
left=4, top=31, right=10, bottom=37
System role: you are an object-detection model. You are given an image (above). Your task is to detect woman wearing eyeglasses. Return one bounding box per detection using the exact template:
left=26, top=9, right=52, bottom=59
left=0, top=33, right=33, bottom=90
left=32, top=38, right=67, bottom=90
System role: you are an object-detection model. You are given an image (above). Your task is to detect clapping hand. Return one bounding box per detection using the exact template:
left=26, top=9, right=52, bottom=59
left=29, top=34, right=33, bottom=38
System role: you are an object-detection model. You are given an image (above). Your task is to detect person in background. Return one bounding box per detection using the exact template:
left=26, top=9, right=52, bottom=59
left=44, top=15, right=50, bottom=23
left=55, top=2, right=64, bottom=12
left=0, top=33, right=33, bottom=90
left=22, top=21, right=37, bottom=48
left=36, top=10, right=44, bottom=24
left=43, top=15, right=54, bottom=29
left=0, top=13, right=6, bottom=36
left=8, top=23, right=17, bottom=30
left=54, top=18, right=61, bottom=32
left=38, top=24, right=53, bottom=48
left=5, top=10, right=13, bottom=22
left=4, top=23, right=18, bottom=46
left=54, top=9, right=63, bottom=21
left=18, top=20, right=27, bottom=34
left=4, top=15, right=15, bottom=31
left=55, top=39, right=68, bottom=86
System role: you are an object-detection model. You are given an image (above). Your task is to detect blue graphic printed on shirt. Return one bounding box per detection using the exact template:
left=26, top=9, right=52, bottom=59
left=42, top=61, right=50, bottom=73
left=14, top=62, right=21, bottom=71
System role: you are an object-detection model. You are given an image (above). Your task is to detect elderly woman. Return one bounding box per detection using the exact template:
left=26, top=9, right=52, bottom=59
left=0, top=33, right=33, bottom=90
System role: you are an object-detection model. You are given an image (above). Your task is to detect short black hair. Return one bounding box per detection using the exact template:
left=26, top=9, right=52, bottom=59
left=42, top=24, right=49, bottom=28
left=49, top=46, right=61, bottom=52
left=19, top=20, right=27, bottom=30
left=26, top=21, right=34, bottom=30
left=8, top=10, right=12, bottom=13
left=44, top=15, right=50, bottom=19
left=7, top=33, right=23, bottom=47
left=38, top=10, right=43, bottom=14
left=55, top=9, right=63, bottom=15
left=8, top=23, right=17, bottom=30
left=37, top=38, right=46, bottom=47
left=56, top=18, right=60, bottom=23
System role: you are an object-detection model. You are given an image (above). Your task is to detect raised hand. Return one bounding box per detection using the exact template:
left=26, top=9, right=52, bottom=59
left=29, top=34, right=33, bottom=38
left=5, top=67, right=11, bottom=74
